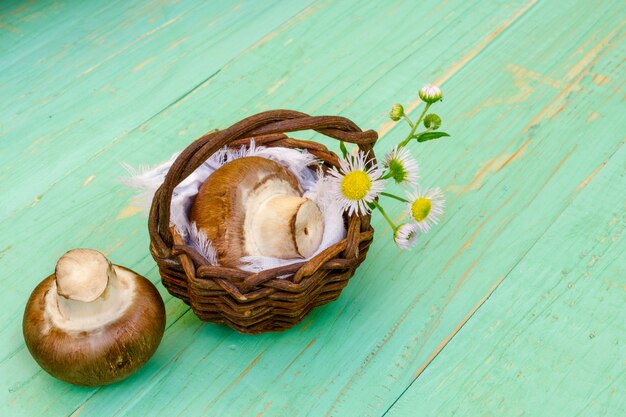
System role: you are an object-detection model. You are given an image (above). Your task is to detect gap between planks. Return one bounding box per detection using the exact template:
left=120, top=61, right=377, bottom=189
left=371, top=275, right=503, bottom=417
left=379, top=139, right=621, bottom=417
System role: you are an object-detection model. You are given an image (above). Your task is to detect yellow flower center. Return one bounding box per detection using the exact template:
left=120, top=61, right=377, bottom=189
left=341, top=171, right=372, bottom=201
left=411, top=197, right=432, bottom=222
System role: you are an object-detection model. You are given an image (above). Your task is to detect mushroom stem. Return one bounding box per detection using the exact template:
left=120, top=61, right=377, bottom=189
left=50, top=249, right=133, bottom=331
left=248, top=195, right=324, bottom=259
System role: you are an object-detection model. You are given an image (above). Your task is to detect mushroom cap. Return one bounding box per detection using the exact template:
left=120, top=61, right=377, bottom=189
left=22, top=266, right=165, bottom=386
left=190, top=156, right=324, bottom=267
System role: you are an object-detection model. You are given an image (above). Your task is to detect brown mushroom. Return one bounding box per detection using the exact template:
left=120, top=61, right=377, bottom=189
left=190, top=156, right=324, bottom=267
left=23, top=249, right=165, bottom=386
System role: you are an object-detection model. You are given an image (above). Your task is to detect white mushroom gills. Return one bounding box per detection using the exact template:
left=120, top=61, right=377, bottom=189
left=48, top=249, right=134, bottom=332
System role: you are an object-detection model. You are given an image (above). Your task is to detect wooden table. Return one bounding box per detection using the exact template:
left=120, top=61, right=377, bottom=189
left=1, top=1, right=624, bottom=416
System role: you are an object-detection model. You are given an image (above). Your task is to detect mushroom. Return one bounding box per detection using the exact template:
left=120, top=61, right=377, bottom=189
left=190, top=156, right=324, bottom=267
left=23, top=249, right=165, bottom=386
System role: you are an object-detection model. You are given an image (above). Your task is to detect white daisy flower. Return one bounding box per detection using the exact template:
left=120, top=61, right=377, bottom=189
left=328, top=151, right=385, bottom=216
left=405, top=187, right=445, bottom=233
left=383, top=146, right=419, bottom=186
left=394, top=223, right=419, bottom=250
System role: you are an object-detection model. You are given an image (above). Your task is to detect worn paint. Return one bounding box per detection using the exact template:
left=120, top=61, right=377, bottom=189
left=81, top=175, right=96, bottom=188
left=387, top=144, right=625, bottom=417
left=1, top=1, right=624, bottom=416
left=116, top=205, right=144, bottom=219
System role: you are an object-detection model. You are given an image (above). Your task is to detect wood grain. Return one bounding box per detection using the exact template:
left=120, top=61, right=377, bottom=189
left=0, top=0, right=317, bottom=218
left=385, top=143, right=625, bottom=417
left=1, top=0, right=624, bottom=416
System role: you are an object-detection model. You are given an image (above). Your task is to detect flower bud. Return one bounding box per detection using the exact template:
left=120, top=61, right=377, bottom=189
left=423, top=113, right=441, bottom=129
left=419, top=84, right=442, bottom=103
left=389, top=104, right=404, bottom=121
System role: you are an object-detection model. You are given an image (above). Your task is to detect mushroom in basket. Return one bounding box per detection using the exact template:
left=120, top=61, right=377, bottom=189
left=190, top=156, right=325, bottom=267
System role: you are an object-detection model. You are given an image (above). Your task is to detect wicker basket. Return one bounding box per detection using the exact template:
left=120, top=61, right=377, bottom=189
left=148, top=110, right=378, bottom=333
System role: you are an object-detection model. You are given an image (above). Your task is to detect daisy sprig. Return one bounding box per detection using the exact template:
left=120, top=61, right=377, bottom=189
left=391, top=84, right=450, bottom=148
left=329, top=83, right=450, bottom=250
left=399, top=102, right=431, bottom=147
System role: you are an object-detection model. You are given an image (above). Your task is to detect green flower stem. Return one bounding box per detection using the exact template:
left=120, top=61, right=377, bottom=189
left=372, top=200, right=397, bottom=232
left=380, top=192, right=409, bottom=203
left=410, top=126, right=434, bottom=139
left=339, top=140, right=348, bottom=158
left=399, top=103, right=431, bottom=147
left=414, top=103, right=432, bottom=130
left=402, top=114, right=414, bottom=129
left=381, top=171, right=393, bottom=180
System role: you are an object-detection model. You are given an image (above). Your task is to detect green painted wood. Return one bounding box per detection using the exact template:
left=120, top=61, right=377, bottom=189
left=386, top=144, right=626, bottom=417
left=70, top=1, right=625, bottom=416
left=1, top=0, right=624, bottom=416
left=1, top=0, right=542, bottom=414
left=1, top=0, right=319, bottom=415
left=0, top=0, right=317, bottom=218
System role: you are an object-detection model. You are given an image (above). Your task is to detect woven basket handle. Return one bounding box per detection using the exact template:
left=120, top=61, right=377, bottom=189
left=150, top=110, right=378, bottom=253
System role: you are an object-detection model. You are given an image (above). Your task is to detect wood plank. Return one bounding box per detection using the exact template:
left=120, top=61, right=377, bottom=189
left=37, top=1, right=624, bottom=416
left=0, top=0, right=318, bottom=415
left=1, top=0, right=623, bottom=416
left=0, top=0, right=317, bottom=218
left=385, top=143, right=625, bottom=417
left=0, top=0, right=542, bottom=414
left=0, top=0, right=538, bottom=361
left=138, top=4, right=618, bottom=415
